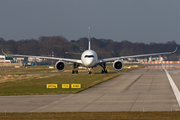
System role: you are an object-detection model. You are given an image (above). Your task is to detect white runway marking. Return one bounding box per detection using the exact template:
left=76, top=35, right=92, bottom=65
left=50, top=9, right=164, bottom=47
left=162, top=64, right=180, bottom=107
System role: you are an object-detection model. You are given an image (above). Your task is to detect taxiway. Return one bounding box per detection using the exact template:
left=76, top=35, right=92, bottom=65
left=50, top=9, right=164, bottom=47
left=0, top=64, right=180, bottom=112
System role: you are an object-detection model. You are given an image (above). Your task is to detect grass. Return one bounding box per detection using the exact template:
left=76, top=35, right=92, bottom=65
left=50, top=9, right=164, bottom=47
left=0, top=65, right=57, bottom=75
left=0, top=74, right=119, bottom=95
left=0, top=64, right=141, bottom=95
left=0, top=112, right=180, bottom=120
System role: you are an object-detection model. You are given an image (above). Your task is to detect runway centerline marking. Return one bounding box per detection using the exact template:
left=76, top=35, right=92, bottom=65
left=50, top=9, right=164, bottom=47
left=162, top=64, right=180, bottom=107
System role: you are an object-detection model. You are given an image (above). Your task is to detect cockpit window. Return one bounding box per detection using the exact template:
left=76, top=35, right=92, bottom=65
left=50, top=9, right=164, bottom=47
left=84, top=55, right=94, bottom=58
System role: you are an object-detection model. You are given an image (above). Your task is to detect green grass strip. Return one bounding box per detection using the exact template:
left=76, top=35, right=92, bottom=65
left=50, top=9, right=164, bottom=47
left=0, top=74, right=119, bottom=95
left=0, top=112, right=180, bottom=120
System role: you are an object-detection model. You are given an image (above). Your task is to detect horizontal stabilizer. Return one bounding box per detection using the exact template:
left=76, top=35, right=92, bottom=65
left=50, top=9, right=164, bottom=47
left=65, top=52, right=82, bottom=55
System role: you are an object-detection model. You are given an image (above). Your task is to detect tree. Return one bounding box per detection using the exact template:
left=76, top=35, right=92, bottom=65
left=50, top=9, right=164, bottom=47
left=0, top=36, right=179, bottom=60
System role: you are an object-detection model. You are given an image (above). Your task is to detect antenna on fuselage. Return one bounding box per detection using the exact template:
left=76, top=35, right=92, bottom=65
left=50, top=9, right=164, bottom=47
left=88, top=27, right=91, bottom=50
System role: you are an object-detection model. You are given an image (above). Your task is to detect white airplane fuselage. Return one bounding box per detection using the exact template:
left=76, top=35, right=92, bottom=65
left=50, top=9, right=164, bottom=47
left=81, top=50, right=98, bottom=68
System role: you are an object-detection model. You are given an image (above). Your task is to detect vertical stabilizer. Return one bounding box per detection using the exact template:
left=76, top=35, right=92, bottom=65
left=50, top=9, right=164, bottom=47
left=88, top=27, right=91, bottom=50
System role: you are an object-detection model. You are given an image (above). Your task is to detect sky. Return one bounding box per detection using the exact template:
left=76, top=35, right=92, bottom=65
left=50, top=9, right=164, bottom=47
left=0, top=0, right=180, bottom=44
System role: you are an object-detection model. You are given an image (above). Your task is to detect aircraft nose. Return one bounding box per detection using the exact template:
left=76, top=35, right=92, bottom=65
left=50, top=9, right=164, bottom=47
left=86, top=59, right=93, bottom=64
left=85, top=59, right=94, bottom=66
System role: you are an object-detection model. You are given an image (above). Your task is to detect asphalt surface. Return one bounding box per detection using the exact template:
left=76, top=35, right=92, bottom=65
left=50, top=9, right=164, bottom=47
left=0, top=64, right=180, bottom=112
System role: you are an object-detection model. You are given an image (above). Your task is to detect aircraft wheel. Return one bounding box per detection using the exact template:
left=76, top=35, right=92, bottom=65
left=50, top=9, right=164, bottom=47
left=88, top=71, right=92, bottom=74
left=75, top=70, right=78, bottom=74
left=105, top=70, right=107, bottom=73
left=72, top=70, right=75, bottom=74
left=101, top=70, right=104, bottom=73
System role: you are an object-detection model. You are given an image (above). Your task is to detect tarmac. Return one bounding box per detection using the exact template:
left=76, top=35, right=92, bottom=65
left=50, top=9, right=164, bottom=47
left=0, top=64, right=180, bottom=112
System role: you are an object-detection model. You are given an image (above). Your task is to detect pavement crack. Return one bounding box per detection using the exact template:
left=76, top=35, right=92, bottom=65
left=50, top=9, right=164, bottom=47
left=129, top=93, right=140, bottom=111
left=121, top=74, right=143, bottom=93
left=78, top=93, right=105, bottom=111
left=98, top=74, right=129, bottom=93
left=29, top=95, right=72, bottom=112
left=148, top=75, right=155, bottom=92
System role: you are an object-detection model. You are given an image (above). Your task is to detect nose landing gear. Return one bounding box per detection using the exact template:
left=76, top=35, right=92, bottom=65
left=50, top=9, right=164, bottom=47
left=88, top=68, right=92, bottom=74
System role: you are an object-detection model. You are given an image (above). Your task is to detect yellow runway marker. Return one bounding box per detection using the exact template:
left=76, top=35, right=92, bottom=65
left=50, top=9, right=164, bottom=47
left=62, top=84, right=70, bottom=88
left=46, top=84, right=58, bottom=88
left=71, top=84, right=81, bottom=88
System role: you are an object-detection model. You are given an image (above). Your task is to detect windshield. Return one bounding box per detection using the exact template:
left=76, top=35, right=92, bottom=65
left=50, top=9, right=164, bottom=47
left=84, top=55, right=94, bottom=58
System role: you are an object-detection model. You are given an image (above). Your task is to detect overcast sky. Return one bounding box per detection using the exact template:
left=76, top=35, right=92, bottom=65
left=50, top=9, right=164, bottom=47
left=0, top=0, right=180, bottom=44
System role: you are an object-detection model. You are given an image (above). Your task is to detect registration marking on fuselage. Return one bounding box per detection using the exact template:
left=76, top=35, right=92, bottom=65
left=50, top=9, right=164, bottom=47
left=162, top=64, right=180, bottom=107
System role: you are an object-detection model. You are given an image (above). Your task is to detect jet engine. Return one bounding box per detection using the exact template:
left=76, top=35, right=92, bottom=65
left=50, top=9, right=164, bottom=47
left=113, top=60, right=124, bottom=71
left=55, top=61, right=66, bottom=72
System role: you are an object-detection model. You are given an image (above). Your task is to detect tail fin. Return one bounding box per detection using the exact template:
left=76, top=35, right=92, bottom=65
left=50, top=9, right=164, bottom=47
left=88, top=27, right=91, bottom=50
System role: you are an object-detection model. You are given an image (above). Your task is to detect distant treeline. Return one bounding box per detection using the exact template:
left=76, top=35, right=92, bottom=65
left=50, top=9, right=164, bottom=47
left=0, top=36, right=179, bottom=60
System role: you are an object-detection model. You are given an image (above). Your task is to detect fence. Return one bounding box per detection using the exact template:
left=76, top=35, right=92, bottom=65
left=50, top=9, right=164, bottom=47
left=141, top=61, right=180, bottom=64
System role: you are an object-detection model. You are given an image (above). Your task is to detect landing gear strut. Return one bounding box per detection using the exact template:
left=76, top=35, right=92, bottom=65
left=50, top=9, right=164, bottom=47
left=72, top=63, right=80, bottom=74
left=100, top=63, right=108, bottom=74
left=88, top=68, right=92, bottom=74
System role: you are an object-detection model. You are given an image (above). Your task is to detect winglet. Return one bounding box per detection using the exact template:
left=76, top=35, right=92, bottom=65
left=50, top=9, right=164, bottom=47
left=1, top=49, right=7, bottom=56
left=172, top=47, right=178, bottom=53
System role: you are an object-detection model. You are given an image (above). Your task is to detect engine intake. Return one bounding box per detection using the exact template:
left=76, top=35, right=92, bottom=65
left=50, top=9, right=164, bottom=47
left=55, top=61, right=66, bottom=72
left=113, top=60, right=124, bottom=71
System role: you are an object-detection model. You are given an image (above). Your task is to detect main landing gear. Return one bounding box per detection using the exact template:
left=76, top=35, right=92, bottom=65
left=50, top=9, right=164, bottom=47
left=100, top=63, right=108, bottom=74
left=72, top=70, right=78, bottom=74
left=72, top=63, right=80, bottom=74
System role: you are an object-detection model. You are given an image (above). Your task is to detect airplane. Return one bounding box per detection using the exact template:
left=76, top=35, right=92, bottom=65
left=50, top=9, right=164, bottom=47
left=2, top=27, right=178, bottom=74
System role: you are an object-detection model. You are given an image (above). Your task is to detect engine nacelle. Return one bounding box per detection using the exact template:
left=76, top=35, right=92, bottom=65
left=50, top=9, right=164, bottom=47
left=55, top=61, right=66, bottom=72
left=113, top=60, right=124, bottom=71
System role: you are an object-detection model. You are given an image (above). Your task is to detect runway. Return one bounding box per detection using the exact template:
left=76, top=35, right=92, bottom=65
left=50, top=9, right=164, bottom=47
left=0, top=64, right=180, bottom=112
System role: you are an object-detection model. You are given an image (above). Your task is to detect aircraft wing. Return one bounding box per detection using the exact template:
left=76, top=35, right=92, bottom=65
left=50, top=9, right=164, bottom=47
left=98, top=47, right=178, bottom=63
left=2, top=53, right=82, bottom=64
